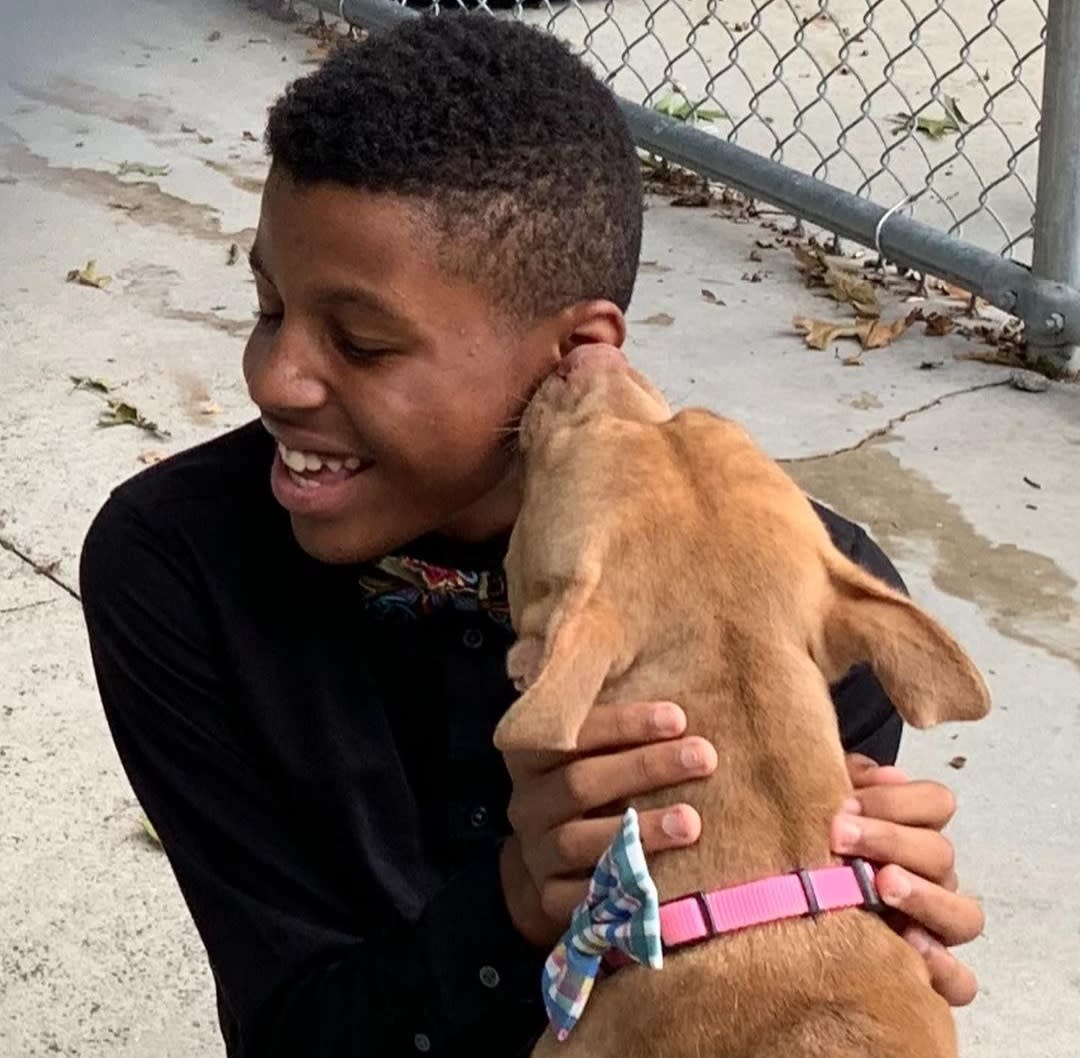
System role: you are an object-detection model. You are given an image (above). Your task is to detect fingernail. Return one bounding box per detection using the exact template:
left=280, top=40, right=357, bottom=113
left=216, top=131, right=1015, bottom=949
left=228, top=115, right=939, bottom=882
left=906, top=927, right=933, bottom=955
left=882, top=871, right=912, bottom=905
left=840, top=798, right=863, bottom=816
left=661, top=810, right=692, bottom=840
left=680, top=743, right=704, bottom=770
left=650, top=703, right=683, bottom=736
left=834, top=816, right=861, bottom=850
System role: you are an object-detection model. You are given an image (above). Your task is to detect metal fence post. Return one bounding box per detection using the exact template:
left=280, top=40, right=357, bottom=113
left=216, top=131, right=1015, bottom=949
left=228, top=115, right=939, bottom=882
left=1031, top=0, right=1080, bottom=377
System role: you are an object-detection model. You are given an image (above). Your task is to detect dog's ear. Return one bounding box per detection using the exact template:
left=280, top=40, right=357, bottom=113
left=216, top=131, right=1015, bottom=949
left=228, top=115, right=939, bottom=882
left=493, top=595, right=622, bottom=753
left=819, top=554, right=991, bottom=729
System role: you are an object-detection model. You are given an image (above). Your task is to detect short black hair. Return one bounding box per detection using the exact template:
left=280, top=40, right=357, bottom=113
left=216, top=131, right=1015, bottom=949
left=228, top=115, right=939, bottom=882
left=265, top=14, right=643, bottom=323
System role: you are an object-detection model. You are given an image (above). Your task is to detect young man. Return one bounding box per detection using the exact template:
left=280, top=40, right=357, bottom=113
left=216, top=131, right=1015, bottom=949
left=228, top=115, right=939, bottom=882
left=80, top=15, right=983, bottom=1058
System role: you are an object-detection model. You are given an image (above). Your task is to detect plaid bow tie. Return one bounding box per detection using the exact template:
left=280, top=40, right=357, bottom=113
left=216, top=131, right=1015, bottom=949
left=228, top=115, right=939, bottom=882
left=357, top=555, right=512, bottom=629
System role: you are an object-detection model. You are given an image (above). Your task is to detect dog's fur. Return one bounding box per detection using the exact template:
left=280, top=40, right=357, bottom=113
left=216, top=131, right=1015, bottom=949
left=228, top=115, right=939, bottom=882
left=493, top=346, right=991, bottom=1058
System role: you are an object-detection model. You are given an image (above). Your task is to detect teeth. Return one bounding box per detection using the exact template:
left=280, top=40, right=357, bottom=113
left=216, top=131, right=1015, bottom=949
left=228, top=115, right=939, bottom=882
left=278, top=443, right=367, bottom=474
left=288, top=469, right=322, bottom=490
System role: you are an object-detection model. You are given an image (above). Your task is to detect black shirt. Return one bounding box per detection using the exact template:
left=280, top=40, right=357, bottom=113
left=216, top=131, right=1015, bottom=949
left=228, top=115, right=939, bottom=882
left=79, top=420, right=905, bottom=1058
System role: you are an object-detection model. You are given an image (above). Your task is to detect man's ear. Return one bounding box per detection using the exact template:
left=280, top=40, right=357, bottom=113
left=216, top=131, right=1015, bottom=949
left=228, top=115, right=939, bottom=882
left=818, top=553, right=991, bottom=729
left=558, top=299, right=627, bottom=356
left=493, top=593, right=623, bottom=753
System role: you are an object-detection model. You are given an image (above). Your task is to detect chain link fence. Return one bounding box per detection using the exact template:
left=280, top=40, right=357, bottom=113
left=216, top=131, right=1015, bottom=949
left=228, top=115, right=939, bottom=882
left=309, top=0, right=1080, bottom=371
left=409, top=1, right=1044, bottom=265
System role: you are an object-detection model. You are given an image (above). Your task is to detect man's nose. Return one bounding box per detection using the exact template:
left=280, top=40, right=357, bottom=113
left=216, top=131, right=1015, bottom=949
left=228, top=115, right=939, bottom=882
left=245, top=320, right=329, bottom=414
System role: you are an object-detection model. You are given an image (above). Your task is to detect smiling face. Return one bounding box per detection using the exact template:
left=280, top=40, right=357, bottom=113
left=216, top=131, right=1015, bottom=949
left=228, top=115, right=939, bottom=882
left=244, top=168, right=578, bottom=563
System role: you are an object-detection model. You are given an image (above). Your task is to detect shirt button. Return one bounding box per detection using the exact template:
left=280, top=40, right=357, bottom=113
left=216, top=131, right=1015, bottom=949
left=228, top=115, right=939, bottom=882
left=479, top=965, right=500, bottom=989
left=469, top=805, right=488, bottom=828
left=462, top=627, right=484, bottom=650
left=413, top=1033, right=432, bottom=1053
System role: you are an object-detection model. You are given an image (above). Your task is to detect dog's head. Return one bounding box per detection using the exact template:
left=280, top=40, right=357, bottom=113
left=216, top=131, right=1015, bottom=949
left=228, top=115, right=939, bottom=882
left=494, top=349, right=990, bottom=754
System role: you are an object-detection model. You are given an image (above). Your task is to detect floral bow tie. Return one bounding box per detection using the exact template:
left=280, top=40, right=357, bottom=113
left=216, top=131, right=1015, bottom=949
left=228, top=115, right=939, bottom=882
left=357, top=555, right=512, bottom=629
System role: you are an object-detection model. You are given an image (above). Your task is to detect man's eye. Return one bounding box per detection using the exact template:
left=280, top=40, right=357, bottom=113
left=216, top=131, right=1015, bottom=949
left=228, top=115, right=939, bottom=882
left=340, top=340, right=392, bottom=361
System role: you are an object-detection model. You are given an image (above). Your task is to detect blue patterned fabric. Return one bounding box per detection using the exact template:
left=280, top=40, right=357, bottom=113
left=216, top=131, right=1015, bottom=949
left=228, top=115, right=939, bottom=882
left=541, top=807, right=663, bottom=1041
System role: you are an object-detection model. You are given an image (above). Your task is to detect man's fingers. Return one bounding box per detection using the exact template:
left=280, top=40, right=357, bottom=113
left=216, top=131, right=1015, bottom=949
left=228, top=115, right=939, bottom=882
left=527, top=806, right=702, bottom=880
left=878, top=865, right=985, bottom=946
left=832, top=814, right=956, bottom=884
left=904, top=927, right=980, bottom=1007
left=846, top=754, right=910, bottom=787
left=574, top=701, right=687, bottom=754
left=848, top=780, right=957, bottom=830
left=516, top=736, right=717, bottom=832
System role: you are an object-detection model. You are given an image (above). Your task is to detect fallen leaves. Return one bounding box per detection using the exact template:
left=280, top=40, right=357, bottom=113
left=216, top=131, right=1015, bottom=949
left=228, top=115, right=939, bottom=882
left=948, top=755, right=967, bottom=770
left=889, top=96, right=969, bottom=140
left=69, top=376, right=111, bottom=394
left=139, top=815, right=163, bottom=846
left=701, top=289, right=724, bottom=306
left=793, top=311, right=918, bottom=352
left=652, top=89, right=728, bottom=125
left=639, top=312, right=675, bottom=327
left=226, top=243, right=240, bottom=266
left=66, top=260, right=111, bottom=290
left=116, top=161, right=171, bottom=178
left=824, top=267, right=879, bottom=317
left=138, top=450, right=166, bottom=465
left=99, top=399, right=171, bottom=439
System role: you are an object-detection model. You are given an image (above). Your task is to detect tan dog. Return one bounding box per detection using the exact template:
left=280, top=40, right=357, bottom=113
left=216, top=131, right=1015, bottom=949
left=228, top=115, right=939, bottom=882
left=493, top=344, right=990, bottom=1058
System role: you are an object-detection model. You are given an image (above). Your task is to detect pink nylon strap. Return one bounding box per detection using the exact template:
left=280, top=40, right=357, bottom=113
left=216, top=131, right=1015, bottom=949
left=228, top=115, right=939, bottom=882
left=660, top=860, right=880, bottom=950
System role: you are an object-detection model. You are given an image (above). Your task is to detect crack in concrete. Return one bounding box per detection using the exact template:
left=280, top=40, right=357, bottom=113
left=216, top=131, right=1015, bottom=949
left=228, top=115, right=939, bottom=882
left=0, top=598, right=60, bottom=616
left=782, top=379, right=1011, bottom=464
left=0, top=536, right=80, bottom=603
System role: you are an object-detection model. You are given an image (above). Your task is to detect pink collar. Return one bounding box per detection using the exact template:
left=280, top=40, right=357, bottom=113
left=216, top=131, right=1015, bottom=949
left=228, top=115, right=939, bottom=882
left=605, top=858, right=881, bottom=970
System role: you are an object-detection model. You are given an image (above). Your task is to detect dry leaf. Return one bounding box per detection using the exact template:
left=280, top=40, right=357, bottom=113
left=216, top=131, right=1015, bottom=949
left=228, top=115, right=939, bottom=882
left=226, top=243, right=240, bottom=266
left=755, top=239, right=775, bottom=249
left=919, top=360, right=945, bottom=370
left=794, top=317, right=862, bottom=350
left=107, top=201, right=142, bottom=212
left=116, top=161, right=171, bottom=178
left=198, top=399, right=222, bottom=416
left=639, top=312, right=675, bottom=326
left=180, top=123, right=197, bottom=134
left=793, top=312, right=915, bottom=351
left=99, top=399, right=170, bottom=439
left=930, top=277, right=972, bottom=300
left=139, top=815, right=163, bottom=846
left=861, top=315, right=914, bottom=349
left=66, top=260, right=111, bottom=290
left=206, top=30, right=222, bottom=42
left=824, top=267, right=879, bottom=316
left=198, top=134, right=214, bottom=144
left=1023, top=476, right=1042, bottom=490
left=922, top=312, right=956, bottom=336
left=138, top=450, right=165, bottom=465
left=948, top=755, right=967, bottom=770
left=792, top=242, right=828, bottom=279
left=242, top=130, right=257, bottom=142
left=742, top=271, right=767, bottom=283
left=748, top=249, right=763, bottom=263
left=70, top=375, right=111, bottom=393
left=701, top=289, right=724, bottom=306
left=670, top=190, right=712, bottom=208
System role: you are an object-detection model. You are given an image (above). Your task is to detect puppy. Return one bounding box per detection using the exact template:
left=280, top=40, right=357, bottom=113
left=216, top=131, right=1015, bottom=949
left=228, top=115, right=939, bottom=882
left=494, top=344, right=990, bottom=1058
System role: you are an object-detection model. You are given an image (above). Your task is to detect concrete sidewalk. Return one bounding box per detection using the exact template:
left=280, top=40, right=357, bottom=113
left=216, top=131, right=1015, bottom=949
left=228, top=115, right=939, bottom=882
left=1, top=2, right=1077, bottom=1055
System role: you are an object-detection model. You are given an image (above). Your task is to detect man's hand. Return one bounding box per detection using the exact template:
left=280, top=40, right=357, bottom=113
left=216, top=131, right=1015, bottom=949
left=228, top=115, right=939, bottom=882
left=831, top=754, right=984, bottom=1006
left=499, top=701, right=717, bottom=948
